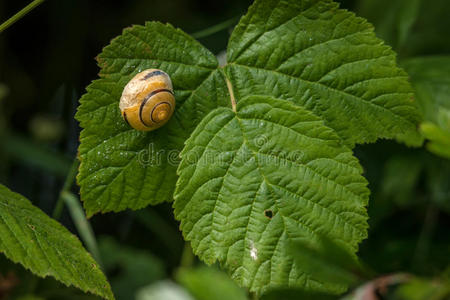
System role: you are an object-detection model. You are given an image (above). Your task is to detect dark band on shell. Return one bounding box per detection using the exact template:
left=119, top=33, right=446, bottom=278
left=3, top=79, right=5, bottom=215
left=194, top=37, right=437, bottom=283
left=141, top=70, right=167, bottom=81
left=123, top=111, right=130, bottom=126
left=138, top=88, right=174, bottom=127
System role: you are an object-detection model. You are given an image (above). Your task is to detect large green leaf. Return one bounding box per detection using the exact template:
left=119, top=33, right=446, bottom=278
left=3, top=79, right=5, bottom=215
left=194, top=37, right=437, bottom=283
left=225, top=0, right=422, bottom=146
left=0, top=184, right=113, bottom=300
left=76, top=22, right=229, bottom=216
left=174, top=96, right=369, bottom=294
left=77, top=0, right=422, bottom=216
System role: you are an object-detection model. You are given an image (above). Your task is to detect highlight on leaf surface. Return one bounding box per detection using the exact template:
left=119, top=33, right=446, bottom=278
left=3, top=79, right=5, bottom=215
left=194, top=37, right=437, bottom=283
left=0, top=184, right=114, bottom=300
left=174, top=96, right=369, bottom=294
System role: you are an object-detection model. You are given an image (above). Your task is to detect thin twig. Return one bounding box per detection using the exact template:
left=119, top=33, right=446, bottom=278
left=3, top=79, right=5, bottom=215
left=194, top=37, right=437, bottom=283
left=0, top=0, right=45, bottom=34
left=52, top=158, right=80, bottom=220
left=62, top=191, right=103, bottom=268
left=191, top=16, right=240, bottom=39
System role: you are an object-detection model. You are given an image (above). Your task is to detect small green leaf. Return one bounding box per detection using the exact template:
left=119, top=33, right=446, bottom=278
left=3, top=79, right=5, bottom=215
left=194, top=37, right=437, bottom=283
left=226, top=0, right=422, bottom=146
left=76, top=22, right=229, bottom=216
left=0, top=184, right=114, bottom=300
left=420, top=121, right=450, bottom=159
left=174, top=96, right=369, bottom=294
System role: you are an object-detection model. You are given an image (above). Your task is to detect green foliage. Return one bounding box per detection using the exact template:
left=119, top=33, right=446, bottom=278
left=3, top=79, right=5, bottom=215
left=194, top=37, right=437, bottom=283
left=356, top=0, right=422, bottom=50
left=136, top=281, right=194, bottom=300
left=174, top=96, right=369, bottom=293
left=76, top=0, right=421, bottom=217
left=1, top=0, right=448, bottom=299
left=403, top=56, right=450, bottom=159
left=98, top=236, right=165, bottom=300
left=225, top=0, right=422, bottom=147
left=261, top=288, right=336, bottom=300
left=176, top=267, right=247, bottom=300
left=75, top=22, right=228, bottom=216
left=357, top=0, right=450, bottom=57
left=73, top=0, right=425, bottom=294
left=402, top=56, right=450, bottom=124
left=0, top=184, right=113, bottom=300
left=288, top=235, right=365, bottom=287
left=391, top=278, right=450, bottom=300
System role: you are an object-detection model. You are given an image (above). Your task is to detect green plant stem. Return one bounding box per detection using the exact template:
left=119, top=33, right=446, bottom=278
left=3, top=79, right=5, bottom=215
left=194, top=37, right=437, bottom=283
left=412, top=203, right=438, bottom=271
left=180, top=242, right=194, bottom=268
left=52, top=158, right=80, bottom=220
left=0, top=0, right=45, bottom=34
left=191, top=16, right=240, bottom=39
left=62, top=191, right=103, bottom=268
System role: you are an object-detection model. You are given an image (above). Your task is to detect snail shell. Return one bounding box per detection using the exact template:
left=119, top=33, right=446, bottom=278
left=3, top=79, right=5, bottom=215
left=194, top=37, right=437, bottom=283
left=119, top=69, right=175, bottom=131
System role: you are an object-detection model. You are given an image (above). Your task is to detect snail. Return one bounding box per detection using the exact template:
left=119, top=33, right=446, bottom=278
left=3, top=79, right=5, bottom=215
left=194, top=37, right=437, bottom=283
left=119, top=69, right=175, bottom=131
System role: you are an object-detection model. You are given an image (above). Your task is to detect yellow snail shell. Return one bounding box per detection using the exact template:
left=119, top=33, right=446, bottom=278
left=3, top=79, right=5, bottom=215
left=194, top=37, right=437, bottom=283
left=119, top=69, right=175, bottom=131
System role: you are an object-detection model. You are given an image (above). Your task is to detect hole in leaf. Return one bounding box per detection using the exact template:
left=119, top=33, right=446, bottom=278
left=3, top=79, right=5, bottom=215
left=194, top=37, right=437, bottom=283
left=264, top=210, right=273, bottom=219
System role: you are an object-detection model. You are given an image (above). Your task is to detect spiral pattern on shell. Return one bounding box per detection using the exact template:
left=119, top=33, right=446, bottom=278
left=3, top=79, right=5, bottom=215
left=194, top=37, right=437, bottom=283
left=119, top=69, right=175, bottom=131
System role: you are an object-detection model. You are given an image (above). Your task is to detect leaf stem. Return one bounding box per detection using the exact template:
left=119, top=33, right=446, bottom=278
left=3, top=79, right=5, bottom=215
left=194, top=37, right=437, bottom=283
left=226, top=78, right=237, bottom=113
left=52, top=158, right=80, bottom=220
left=62, top=191, right=103, bottom=267
left=191, top=16, right=240, bottom=39
left=0, top=0, right=45, bottom=34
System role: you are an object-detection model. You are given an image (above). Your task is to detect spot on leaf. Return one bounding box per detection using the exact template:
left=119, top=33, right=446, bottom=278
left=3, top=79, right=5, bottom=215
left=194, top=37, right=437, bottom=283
left=264, top=209, right=273, bottom=219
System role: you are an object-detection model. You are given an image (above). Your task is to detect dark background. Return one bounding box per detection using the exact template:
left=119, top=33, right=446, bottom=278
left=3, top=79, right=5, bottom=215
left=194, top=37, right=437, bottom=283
left=0, top=0, right=449, bottom=299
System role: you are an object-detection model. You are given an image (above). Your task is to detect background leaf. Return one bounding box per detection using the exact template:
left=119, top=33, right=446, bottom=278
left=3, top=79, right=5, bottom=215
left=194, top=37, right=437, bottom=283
left=136, top=281, right=194, bottom=300
left=402, top=56, right=450, bottom=124
left=225, top=0, right=422, bottom=146
left=174, top=96, right=369, bottom=293
left=98, top=236, right=165, bottom=300
left=357, top=0, right=450, bottom=57
left=355, top=0, right=422, bottom=50
left=176, top=267, right=247, bottom=300
left=403, top=56, right=450, bottom=158
left=0, top=184, right=113, bottom=300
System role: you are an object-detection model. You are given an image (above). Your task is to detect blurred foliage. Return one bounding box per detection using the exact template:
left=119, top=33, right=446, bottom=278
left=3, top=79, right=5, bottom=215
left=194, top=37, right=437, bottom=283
left=98, top=236, right=165, bottom=300
left=0, top=0, right=449, bottom=299
left=402, top=56, right=450, bottom=159
left=176, top=267, right=247, bottom=300
left=136, top=281, right=194, bottom=300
